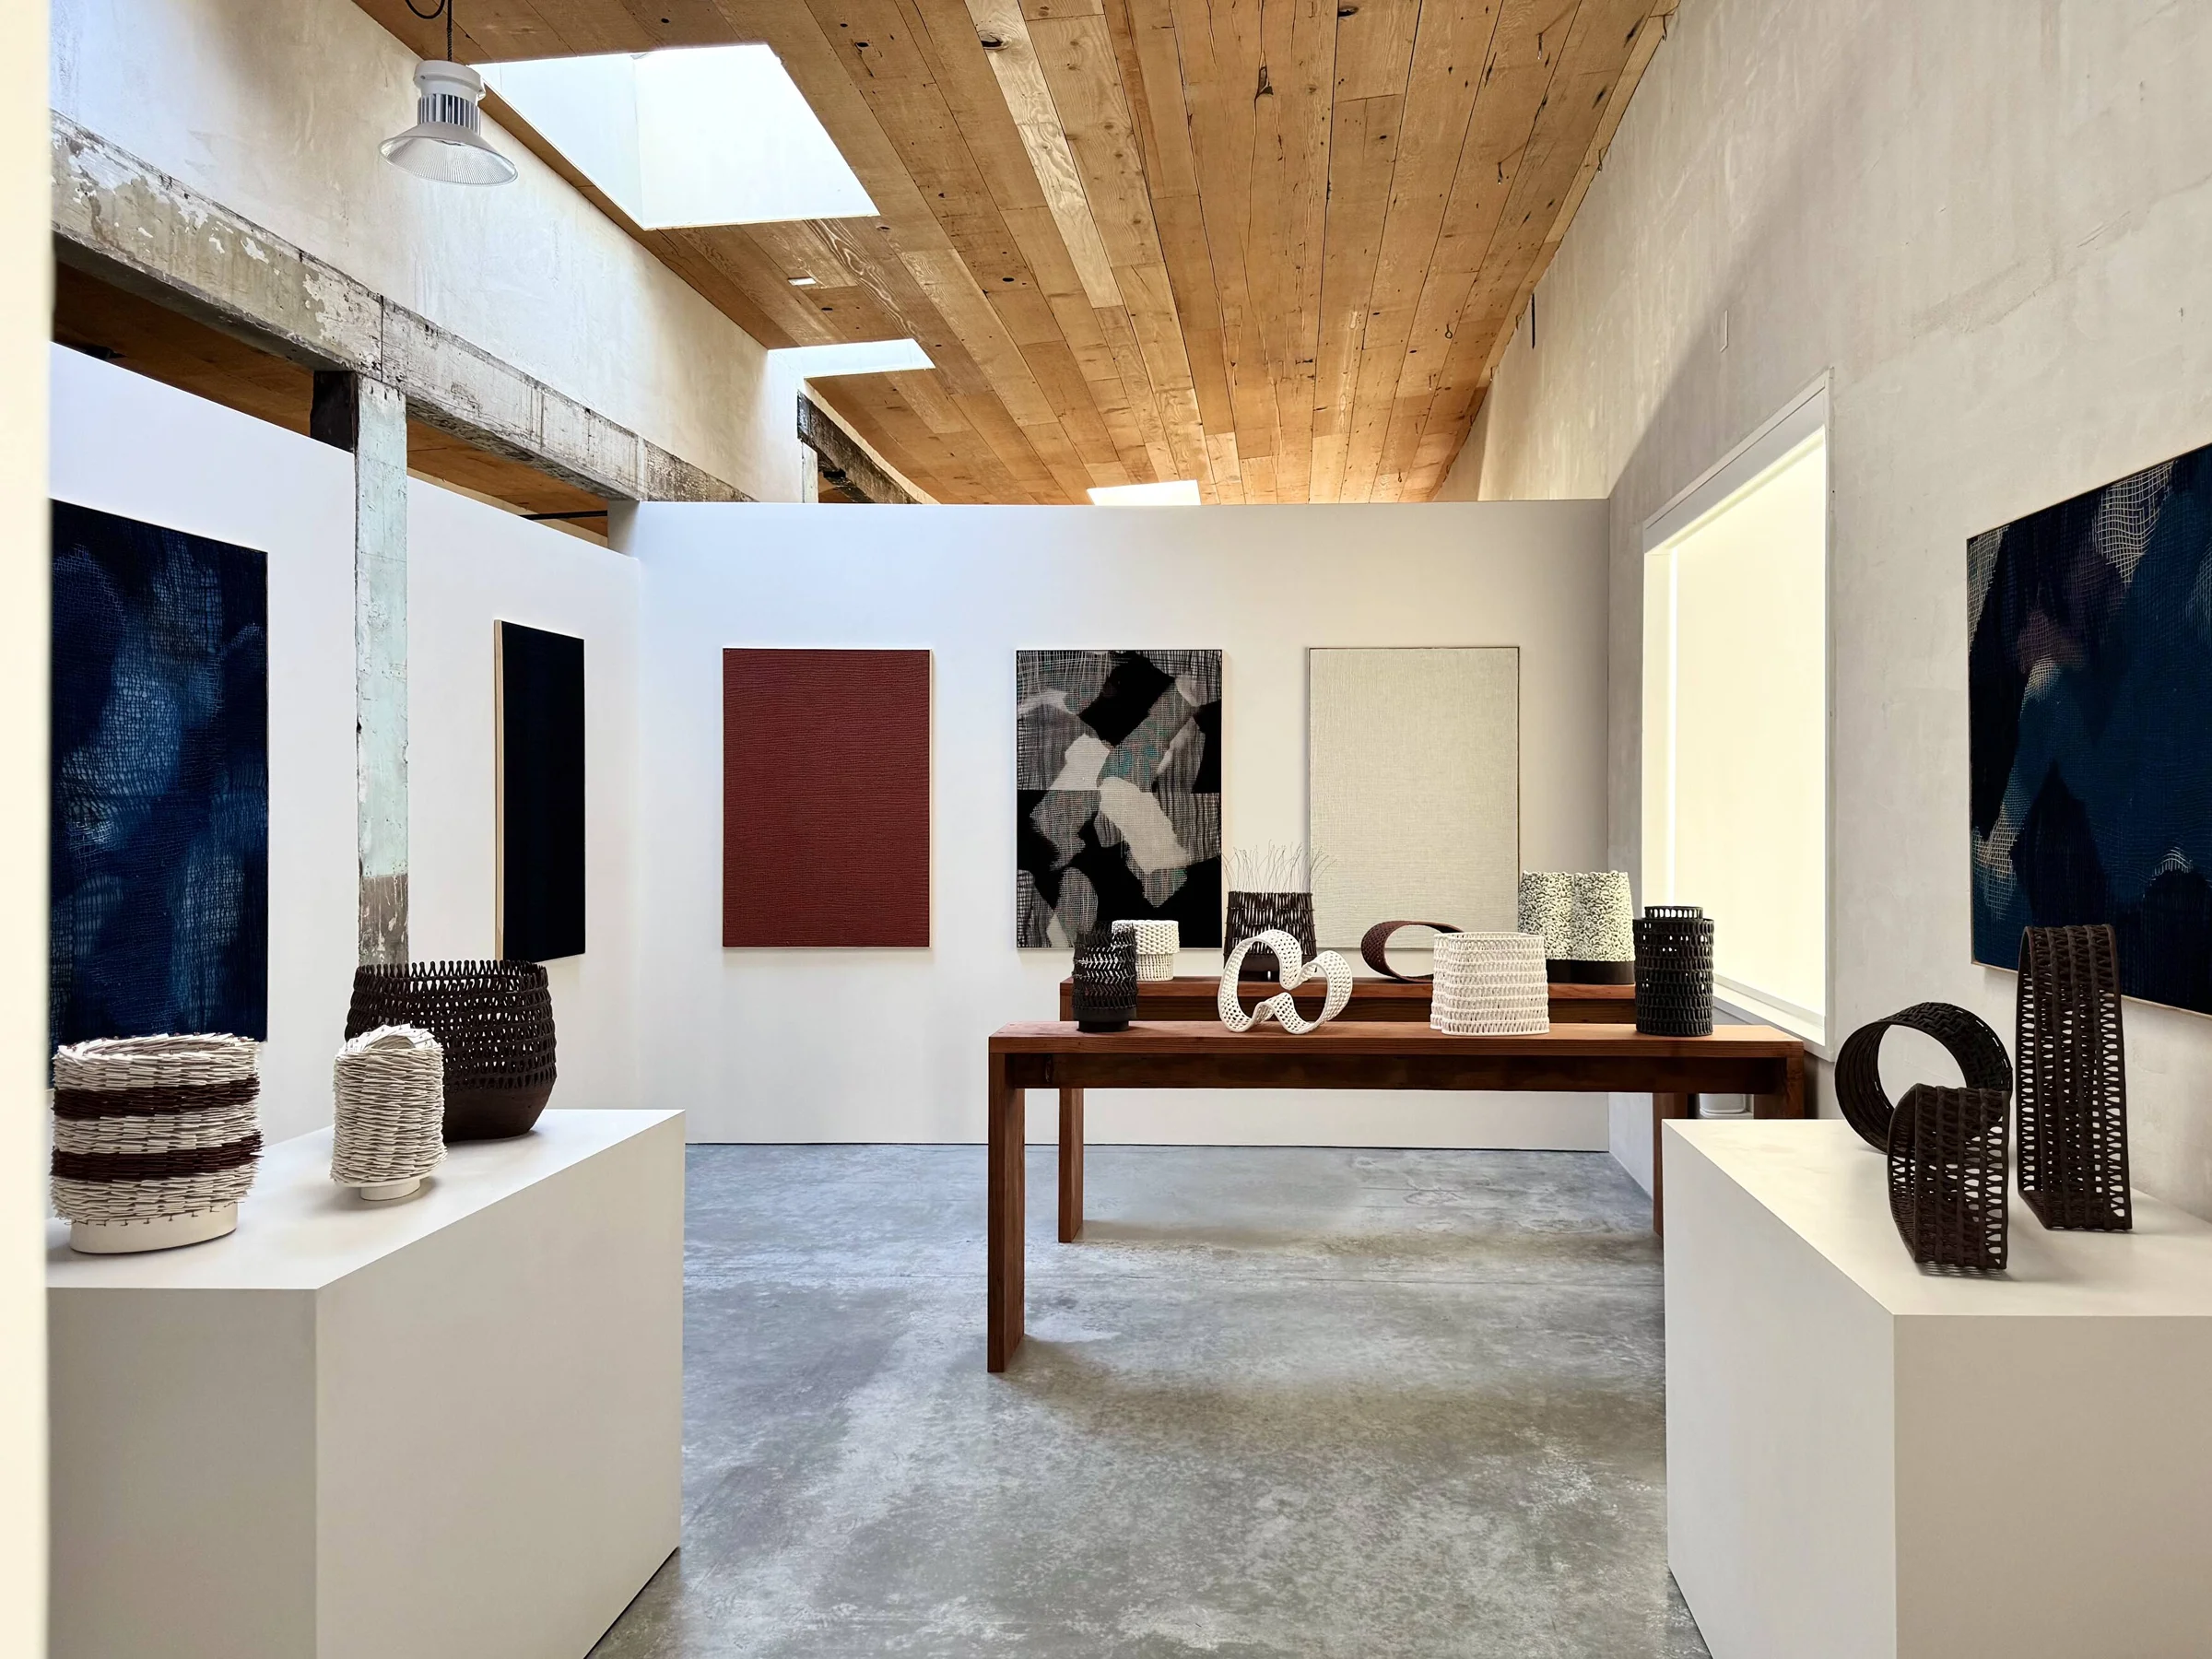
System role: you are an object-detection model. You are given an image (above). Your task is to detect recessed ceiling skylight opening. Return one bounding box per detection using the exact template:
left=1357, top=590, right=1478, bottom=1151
left=769, top=340, right=935, bottom=379
left=1088, top=480, right=1203, bottom=505
left=478, top=45, right=877, bottom=229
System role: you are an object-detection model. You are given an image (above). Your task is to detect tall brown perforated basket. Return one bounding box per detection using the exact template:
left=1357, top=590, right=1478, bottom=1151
left=1887, top=1082, right=2009, bottom=1271
left=346, top=960, right=557, bottom=1141
left=2015, top=924, right=2131, bottom=1230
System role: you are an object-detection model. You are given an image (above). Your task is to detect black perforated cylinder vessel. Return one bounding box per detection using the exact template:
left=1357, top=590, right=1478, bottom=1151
left=1224, top=891, right=1315, bottom=983
left=1633, top=906, right=1714, bottom=1037
left=1070, top=930, right=1139, bottom=1032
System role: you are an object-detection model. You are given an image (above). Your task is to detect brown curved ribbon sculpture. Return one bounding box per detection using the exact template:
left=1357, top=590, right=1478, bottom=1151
left=1359, top=920, right=1464, bottom=982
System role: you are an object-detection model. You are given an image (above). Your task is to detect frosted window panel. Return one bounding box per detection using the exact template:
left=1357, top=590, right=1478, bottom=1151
left=1664, top=435, right=1828, bottom=1025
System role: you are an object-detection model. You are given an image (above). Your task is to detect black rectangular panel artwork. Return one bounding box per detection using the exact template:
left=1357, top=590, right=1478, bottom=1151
left=500, top=621, right=586, bottom=961
left=51, top=500, right=268, bottom=1045
left=1970, top=442, right=2212, bottom=1013
left=1016, top=648, right=1221, bottom=947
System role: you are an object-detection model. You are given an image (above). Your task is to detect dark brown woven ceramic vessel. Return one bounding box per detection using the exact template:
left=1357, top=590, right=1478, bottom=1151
left=1225, top=891, right=1315, bottom=983
left=1887, top=1083, right=2009, bottom=1271
left=2016, top=924, right=2131, bottom=1230
left=1071, top=930, right=1139, bottom=1032
left=346, top=960, right=557, bottom=1140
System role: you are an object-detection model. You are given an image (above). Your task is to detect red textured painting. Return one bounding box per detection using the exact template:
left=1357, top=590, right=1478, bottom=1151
left=724, top=649, right=931, bottom=947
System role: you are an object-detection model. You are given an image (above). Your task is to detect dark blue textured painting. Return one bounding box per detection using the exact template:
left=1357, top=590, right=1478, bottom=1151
left=51, top=501, right=268, bottom=1046
left=1970, top=444, right=2212, bottom=1014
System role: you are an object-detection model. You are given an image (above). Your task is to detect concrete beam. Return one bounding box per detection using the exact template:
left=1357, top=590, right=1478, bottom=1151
left=52, top=113, right=749, bottom=506
left=797, top=394, right=914, bottom=506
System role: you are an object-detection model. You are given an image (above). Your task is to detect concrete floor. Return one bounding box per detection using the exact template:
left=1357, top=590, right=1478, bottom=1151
left=592, top=1144, right=1709, bottom=1659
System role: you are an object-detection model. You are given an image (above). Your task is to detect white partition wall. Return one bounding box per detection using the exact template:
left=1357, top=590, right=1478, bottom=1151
left=631, top=500, right=1611, bottom=1147
left=48, top=347, right=643, bottom=1141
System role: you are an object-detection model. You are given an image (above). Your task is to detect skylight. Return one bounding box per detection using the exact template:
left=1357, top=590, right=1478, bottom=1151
left=478, top=46, right=877, bottom=229
left=1088, top=481, right=1203, bottom=505
left=769, top=340, right=934, bottom=379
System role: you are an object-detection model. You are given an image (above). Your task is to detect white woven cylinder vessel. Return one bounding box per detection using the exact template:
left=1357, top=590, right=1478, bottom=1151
left=331, top=1025, right=447, bottom=1199
left=1112, top=919, right=1180, bottom=981
left=52, top=1033, right=263, bottom=1253
left=1430, top=933, right=1550, bottom=1035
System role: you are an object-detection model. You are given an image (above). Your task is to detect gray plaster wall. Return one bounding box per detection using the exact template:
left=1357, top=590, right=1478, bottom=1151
left=1447, top=0, right=2212, bottom=1216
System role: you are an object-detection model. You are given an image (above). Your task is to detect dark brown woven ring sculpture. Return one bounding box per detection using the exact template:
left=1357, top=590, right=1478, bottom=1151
left=1225, top=891, right=1316, bottom=984
left=1359, top=920, right=1463, bottom=982
left=1071, top=929, right=1139, bottom=1033
left=346, top=960, right=557, bottom=1141
left=2017, top=924, right=2132, bottom=1231
left=1887, top=1083, right=2009, bottom=1271
left=1835, top=1002, right=2013, bottom=1152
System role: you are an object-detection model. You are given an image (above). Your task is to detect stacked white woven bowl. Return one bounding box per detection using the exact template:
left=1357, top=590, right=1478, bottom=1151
left=331, top=1025, right=447, bottom=1201
left=51, top=1033, right=264, bottom=1253
left=1430, top=933, right=1551, bottom=1035
left=1112, top=919, right=1180, bottom=982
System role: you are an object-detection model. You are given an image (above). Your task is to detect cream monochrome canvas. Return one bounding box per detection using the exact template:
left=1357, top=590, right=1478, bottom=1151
left=1307, top=647, right=1520, bottom=952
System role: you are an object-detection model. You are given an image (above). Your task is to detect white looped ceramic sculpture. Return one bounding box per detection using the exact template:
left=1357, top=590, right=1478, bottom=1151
left=1431, top=932, right=1550, bottom=1035
left=1218, top=928, right=1353, bottom=1034
left=1112, top=918, right=1180, bottom=982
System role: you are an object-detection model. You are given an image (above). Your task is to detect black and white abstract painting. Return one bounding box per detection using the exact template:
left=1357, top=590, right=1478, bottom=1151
left=1017, top=649, right=1221, bottom=947
left=1970, top=441, right=2212, bottom=1013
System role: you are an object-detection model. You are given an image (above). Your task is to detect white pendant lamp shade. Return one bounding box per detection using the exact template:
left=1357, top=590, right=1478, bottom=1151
left=382, top=61, right=518, bottom=185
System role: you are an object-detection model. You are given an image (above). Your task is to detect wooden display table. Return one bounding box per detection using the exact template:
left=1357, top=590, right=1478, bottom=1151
left=1665, top=1121, right=2212, bottom=1659
left=1056, top=974, right=1636, bottom=1023
left=986, top=1021, right=1804, bottom=1371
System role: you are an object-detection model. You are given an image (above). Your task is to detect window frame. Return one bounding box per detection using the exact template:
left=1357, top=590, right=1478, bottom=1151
left=1641, top=375, right=1834, bottom=1051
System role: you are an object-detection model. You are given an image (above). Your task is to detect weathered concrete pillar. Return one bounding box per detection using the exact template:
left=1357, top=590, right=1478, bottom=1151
left=312, top=371, right=409, bottom=965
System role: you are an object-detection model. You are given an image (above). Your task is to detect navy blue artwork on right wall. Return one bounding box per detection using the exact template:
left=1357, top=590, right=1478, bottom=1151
left=1970, top=442, right=2212, bottom=1014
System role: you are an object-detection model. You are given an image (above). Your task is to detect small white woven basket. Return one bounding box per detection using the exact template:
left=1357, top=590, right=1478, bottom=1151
left=332, top=1025, right=447, bottom=1199
left=1431, top=933, right=1550, bottom=1035
left=52, top=1032, right=264, bottom=1252
left=1112, top=919, right=1180, bottom=981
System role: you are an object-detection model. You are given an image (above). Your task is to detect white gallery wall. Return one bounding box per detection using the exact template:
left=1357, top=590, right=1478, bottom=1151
left=1446, top=0, right=2212, bottom=1214
left=631, top=500, right=1610, bottom=1147
left=49, top=347, right=641, bottom=1144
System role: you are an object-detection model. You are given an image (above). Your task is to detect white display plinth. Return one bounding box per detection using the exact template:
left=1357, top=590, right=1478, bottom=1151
left=48, top=1109, right=684, bottom=1659
left=1664, top=1120, right=2212, bottom=1659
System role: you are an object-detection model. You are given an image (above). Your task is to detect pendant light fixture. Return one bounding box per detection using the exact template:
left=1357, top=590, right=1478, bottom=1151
left=381, top=0, right=518, bottom=185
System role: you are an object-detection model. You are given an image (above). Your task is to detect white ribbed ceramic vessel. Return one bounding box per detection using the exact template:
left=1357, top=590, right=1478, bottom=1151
left=1431, top=932, right=1550, bottom=1035
left=331, top=1025, right=448, bottom=1201
left=1112, top=919, right=1180, bottom=982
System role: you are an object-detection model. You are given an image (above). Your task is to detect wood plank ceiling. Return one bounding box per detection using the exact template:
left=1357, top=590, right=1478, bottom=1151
left=356, top=0, right=1675, bottom=503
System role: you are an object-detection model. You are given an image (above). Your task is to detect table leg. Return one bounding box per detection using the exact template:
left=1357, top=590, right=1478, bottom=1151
left=986, top=1053, right=1024, bottom=1373
left=1753, top=1050, right=1807, bottom=1119
left=1652, top=1093, right=1694, bottom=1238
left=1058, top=1086, right=1085, bottom=1243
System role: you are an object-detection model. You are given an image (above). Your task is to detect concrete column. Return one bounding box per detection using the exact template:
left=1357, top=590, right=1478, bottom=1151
left=312, top=371, right=409, bottom=965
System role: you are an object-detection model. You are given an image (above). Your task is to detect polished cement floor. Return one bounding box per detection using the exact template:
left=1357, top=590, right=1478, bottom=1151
left=592, top=1144, right=1709, bottom=1659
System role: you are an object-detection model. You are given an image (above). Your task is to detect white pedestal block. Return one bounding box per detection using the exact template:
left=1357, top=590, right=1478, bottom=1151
left=48, top=1109, right=684, bottom=1659
left=1664, top=1121, right=2212, bottom=1659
